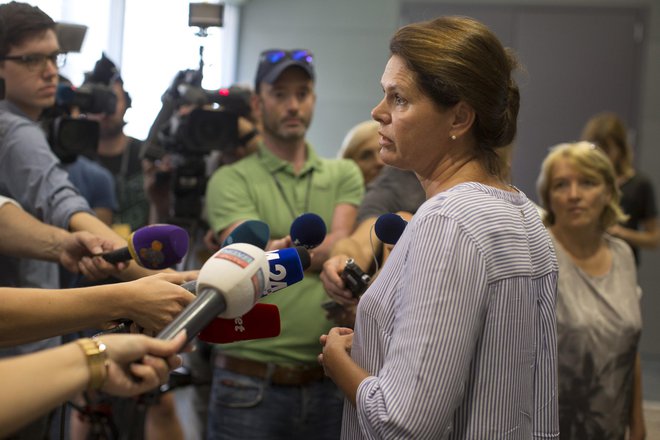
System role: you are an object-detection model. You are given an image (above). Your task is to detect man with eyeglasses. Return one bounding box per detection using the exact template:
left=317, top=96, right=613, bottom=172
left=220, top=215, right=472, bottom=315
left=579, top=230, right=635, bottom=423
left=0, top=3, right=195, bottom=438
left=204, top=49, right=364, bottom=439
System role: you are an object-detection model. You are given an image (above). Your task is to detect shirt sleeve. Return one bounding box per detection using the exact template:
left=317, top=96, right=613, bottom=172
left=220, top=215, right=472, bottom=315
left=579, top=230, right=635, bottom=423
left=0, top=195, right=21, bottom=209
left=90, top=164, right=119, bottom=211
left=334, top=159, right=364, bottom=207
left=0, top=120, right=92, bottom=228
left=355, top=214, right=489, bottom=438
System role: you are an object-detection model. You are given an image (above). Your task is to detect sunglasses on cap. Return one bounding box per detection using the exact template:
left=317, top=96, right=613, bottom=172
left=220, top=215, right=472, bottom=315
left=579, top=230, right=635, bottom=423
left=259, top=49, right=314, bottom=65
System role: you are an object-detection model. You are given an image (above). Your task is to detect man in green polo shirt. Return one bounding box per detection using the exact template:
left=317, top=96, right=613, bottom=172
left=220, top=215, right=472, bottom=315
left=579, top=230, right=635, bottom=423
left=205, top=49, right=364, bottom=439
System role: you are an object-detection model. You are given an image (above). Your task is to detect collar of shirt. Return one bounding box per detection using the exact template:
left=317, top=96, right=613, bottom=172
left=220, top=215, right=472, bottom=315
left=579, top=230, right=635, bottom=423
left=0, top=99, right=31, bottom=120
left=256, top=142, right=323, bottom=177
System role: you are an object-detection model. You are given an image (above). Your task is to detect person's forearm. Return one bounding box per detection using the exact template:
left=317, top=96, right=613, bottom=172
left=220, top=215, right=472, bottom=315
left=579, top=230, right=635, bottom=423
left=325, top=345, right=369, bottom=406
left=310, top=231, right=350, bottom=272
left=0, top=285, right=130, bottom=347
left=69, top=212, right=166, bottom=280
left=0, top=203, right=70, bottom=262
left=616, top=226, right=660, bottom=249
left=0, top=342, right=89, bottom=438
left=330, top=219, right=379, bottom=272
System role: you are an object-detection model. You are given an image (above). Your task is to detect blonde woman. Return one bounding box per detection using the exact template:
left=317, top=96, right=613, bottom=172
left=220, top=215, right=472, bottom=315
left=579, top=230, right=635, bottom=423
left=338, top=120, right=384, bottom=185
left=537, top=141, right=645, bottom=439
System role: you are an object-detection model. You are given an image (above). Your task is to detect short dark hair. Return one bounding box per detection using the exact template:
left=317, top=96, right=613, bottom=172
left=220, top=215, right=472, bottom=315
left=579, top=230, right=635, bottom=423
left=0, top=1, right=56, bottom=58
left=390, top=16, right=520, bottom=177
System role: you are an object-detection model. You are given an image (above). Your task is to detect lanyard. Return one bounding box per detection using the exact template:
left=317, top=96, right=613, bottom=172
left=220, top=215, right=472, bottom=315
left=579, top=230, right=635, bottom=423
left=270, top=169, right=314, bottom=221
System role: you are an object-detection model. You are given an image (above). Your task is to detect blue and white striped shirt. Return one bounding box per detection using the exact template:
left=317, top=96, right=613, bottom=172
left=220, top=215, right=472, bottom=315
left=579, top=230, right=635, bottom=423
left=342, top=183, right=559, bottom=439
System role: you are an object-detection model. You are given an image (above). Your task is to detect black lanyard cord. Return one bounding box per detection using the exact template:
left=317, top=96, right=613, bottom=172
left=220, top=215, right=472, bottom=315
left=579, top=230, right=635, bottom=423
left=270, top=169, right=314, bottom=221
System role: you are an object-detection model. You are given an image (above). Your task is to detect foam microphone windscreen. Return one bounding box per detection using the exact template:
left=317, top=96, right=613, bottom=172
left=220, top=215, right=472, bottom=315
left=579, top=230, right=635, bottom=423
left=290, top=212, right=326, bottom=249
left=374, top=213, right=408, bottom=245
left=195, top=243, right=270, bottom=319
left=198, top=303, right=281, bottom=343
left=222, top=220, right=270, bottom=250
left=102, top=224, right=189, bottom=269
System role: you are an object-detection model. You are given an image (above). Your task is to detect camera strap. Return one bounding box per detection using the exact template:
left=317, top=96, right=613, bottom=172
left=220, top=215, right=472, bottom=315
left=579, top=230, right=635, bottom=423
left=270, top=169, right=313, bottom=221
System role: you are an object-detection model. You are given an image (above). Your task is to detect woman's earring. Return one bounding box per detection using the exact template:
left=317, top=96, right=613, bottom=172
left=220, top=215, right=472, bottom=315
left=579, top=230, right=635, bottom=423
left=450, top=135, right=457, bottom=140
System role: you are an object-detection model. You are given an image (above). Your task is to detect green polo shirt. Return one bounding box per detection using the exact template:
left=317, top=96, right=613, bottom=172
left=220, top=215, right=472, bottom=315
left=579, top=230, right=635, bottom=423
left=205, top=143, right=364, bottom=364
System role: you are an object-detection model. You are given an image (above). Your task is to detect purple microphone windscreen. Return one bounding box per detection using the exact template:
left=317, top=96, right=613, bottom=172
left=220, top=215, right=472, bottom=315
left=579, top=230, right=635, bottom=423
left=290, top=213, right=326, bottom=249
left=129, top=224, right=189, bottom=269
left=222, top=220, right=270, bottom=249
left=374, top=213, right=407, bottom=245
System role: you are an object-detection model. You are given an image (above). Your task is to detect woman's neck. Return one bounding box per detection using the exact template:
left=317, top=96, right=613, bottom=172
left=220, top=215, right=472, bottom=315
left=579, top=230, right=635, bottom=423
left=418, top=157, right=511, bottom=199
left=551, top=225, right=611, bottom=277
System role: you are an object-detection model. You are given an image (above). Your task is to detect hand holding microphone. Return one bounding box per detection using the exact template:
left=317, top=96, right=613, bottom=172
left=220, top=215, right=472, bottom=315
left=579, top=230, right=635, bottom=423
left=101, top=224, right=189, bottom=269
left=157, top=243, right=311, bottom=345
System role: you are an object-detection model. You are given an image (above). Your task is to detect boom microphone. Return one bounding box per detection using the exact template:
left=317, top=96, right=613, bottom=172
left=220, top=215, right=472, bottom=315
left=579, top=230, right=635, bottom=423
left=290, top=212, right=326, bottom=249
left=221, top=220, right=270, bottom=249
left=374, top=213, right=408, bottom=245
left=102, top=224, right=189, bottom=269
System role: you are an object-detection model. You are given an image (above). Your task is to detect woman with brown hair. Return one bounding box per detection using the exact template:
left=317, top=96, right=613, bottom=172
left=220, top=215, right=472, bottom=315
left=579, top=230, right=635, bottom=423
left=581, top=112, right=659, bottom=264
left=537, top=141, right=645, bottom=439
left=319, top=16, right=558, bottom=438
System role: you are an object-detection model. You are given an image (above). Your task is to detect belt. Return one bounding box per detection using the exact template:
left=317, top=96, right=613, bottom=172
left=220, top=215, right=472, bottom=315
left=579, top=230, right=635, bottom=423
left=214, top=353, right=325, bottom=387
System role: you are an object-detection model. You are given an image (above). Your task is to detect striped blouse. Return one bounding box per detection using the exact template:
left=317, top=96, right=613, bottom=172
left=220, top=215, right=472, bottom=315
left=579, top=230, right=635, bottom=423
left=342, top=183, right=559, bottom=439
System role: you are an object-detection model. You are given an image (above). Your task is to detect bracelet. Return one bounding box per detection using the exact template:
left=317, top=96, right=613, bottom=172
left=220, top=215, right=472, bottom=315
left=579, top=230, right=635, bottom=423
left=76, top=338, right=109, bottom=390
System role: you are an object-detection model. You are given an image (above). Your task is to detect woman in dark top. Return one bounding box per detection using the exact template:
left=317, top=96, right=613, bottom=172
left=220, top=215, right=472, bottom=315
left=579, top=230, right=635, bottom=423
left=581, top=112, right=659, bottom=264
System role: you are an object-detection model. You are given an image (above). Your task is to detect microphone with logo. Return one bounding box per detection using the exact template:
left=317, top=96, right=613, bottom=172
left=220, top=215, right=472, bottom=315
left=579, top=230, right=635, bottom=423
left=101, top=224, right=189, bottom=269
left=157, top=243, right=311, bottom=344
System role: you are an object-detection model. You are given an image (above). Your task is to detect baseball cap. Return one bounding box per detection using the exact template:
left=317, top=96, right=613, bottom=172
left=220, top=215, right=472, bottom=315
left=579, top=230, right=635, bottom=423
left=255, top=49, right=314, bottom=89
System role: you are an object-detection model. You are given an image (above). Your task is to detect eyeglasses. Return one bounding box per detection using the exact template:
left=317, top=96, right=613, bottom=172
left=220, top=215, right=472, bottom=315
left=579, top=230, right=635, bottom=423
left=0, top=52, right=67, bottom=71
left=259, top=49, right=313, bottom=66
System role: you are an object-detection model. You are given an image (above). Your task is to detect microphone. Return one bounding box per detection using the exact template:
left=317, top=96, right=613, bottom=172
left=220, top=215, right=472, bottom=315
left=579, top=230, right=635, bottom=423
left=102, top=224, right=189, bottom=269
left=198, top=303, right=281, bottom=343
left=290, top=212, right=326, bottom=249
left=221, top=220, right=270, bottom=249
left=265, top=246, right=310, bottom=294
left=374, top=213, right=408, bottom=245
left=157, top=244, right=309, bottom=344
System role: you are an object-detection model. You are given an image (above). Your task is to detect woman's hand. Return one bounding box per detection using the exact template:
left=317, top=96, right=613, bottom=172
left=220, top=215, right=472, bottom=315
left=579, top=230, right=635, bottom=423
left=319, top=327, right=354, bottom=378
left=98, top=331, right=187, bottom=397
left=119, top=273, right=197, bottom=333
left=60, top=232, right=126, bottom=280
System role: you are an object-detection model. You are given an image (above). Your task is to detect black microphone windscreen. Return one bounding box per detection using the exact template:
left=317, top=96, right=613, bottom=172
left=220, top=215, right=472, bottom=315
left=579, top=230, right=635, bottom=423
left=293, top=246, right=311, bottom=270
left=374, top=213, right=407, bottom=245
left=290, top=213, right=326, bottom=249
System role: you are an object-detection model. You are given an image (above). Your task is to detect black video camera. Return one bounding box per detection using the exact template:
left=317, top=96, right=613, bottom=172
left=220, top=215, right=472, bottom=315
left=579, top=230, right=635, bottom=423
left=40, top=82, right=102, bottom=164
left=156, top=82, right=251, bottom=157
left=56, top=83, right=117, bottom=115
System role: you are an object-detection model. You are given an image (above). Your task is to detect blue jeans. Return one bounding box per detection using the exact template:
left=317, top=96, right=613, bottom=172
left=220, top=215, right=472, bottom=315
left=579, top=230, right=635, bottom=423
left=206, top=366, right=344, bottom=440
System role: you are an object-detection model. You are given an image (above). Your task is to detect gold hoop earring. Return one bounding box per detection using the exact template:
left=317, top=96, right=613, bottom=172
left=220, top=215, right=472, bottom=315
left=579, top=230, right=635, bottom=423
left=451, top=135, right=457, bottom=140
